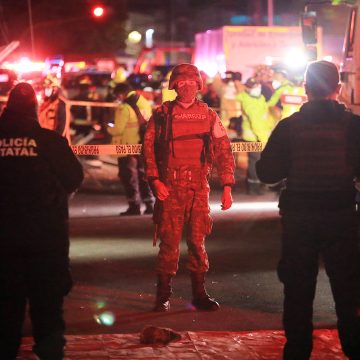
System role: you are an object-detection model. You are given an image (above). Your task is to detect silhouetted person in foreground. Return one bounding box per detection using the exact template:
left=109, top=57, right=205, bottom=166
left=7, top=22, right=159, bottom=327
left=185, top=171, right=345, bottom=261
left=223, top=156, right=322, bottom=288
left=256, top=61, right=360, bottom=360
left=0, top=83, right=83, bottom=360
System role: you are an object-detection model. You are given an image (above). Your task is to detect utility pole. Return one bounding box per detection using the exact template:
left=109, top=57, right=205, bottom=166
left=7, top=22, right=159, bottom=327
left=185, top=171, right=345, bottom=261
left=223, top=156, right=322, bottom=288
left=249, top=0, right=262, bottom=25
left=0, top=3, right=9, bottom=43
left=27, top=0, right=35, bottom=57
left=268, top=0, right=274, bottom=26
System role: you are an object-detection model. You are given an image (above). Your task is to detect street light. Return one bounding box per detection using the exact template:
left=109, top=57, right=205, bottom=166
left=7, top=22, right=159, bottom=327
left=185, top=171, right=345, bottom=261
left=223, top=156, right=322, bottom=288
left=145, top=29, right=154, bottom=48
left=268, top=0, right=274, bottom=26
left=128, top=31, right=142, bottom=44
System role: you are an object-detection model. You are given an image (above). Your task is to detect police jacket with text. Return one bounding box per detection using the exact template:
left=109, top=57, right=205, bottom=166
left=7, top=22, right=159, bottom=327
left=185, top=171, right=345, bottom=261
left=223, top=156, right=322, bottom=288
left=0, top=108, right=84, bottom=221
left=256, top=100, right=360, bottom=211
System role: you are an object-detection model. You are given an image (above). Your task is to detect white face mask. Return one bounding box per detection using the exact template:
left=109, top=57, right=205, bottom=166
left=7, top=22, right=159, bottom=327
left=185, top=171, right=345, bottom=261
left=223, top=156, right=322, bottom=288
left=44, top=88, right=53, bottom=97
left=272, top=80, right=281, bottom=90
left=249, top=87, right=261, bottom=98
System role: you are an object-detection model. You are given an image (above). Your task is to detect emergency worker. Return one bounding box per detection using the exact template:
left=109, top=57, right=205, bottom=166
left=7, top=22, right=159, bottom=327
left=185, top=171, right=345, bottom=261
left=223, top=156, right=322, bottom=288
left=213, top=71, right=242, bottom=129
left=267, top=69, right=305, bottom=123
left=144, top=63, right=235, bottom=312
left=110, top=64, right=128, bottom=86
left=256, top=61, right=360, bottom=360
left=236, top=78, right=272, bottom=195
left=0, top=83, right=83, bottom=360
left=38, top=76, right=66, bottom=136
left=108, top=82, right=154, bottom=215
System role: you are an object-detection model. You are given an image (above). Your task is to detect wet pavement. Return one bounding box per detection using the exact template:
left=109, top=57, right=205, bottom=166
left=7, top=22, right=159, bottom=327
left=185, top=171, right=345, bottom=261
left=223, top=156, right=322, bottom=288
left=15, top=158, right=348, bottom=359
left=18, top=329, right=346, bottom=359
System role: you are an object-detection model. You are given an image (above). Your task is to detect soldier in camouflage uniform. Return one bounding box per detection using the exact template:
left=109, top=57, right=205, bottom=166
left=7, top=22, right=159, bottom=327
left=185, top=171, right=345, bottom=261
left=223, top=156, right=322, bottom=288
left=143, top=63, right=235, bottom=312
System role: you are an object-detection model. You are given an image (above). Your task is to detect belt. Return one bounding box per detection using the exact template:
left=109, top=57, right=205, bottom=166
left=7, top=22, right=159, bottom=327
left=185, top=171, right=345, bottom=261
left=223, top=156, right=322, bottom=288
left=167, top=167, right=205, bottom=182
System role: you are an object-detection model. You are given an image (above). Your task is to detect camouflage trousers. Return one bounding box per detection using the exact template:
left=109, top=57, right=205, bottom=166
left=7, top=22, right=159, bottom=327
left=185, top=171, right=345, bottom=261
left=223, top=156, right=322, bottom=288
left=155, top=167, right=213, bottom=275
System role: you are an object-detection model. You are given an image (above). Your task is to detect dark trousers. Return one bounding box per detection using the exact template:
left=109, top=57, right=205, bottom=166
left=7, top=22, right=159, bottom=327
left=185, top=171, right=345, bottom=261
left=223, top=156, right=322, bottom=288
left=278, top=209, right=360, bottom=360
left=247, top=151, right=261, bottom=183
left=118, top=155, right=153, bottom=206
left=246, top=152, right=264, bottom=194
left=0, top=250, right=72, bottom=360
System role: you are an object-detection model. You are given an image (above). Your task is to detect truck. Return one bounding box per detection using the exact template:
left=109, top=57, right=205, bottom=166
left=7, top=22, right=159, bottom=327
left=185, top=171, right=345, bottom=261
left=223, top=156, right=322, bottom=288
left=301, top=0, right=360, bottom=114
left=193, top=25, right=319, bottom=82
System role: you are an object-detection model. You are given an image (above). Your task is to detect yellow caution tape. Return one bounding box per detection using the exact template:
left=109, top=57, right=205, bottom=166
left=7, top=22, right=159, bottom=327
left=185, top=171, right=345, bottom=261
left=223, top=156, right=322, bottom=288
left=71, top=144, right=143, bottom=156
left=71, top=142, right=263, bottom=156
left=230, top=142, right=263, bottom=153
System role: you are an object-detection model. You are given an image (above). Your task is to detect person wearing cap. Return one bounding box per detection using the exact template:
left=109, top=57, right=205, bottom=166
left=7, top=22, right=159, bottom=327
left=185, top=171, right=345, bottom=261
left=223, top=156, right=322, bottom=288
left=256, top=60, right=360, bottom=360
left=144, top=63, right=235, bottom=312
left=236, top=77, right=273, bottom=195
left=0, top=83, right=83, bottom=359
left=267, top=69, right=305, bottom=123
left=108, top=82, right=154, bottom=216
left=39, top=76, right=66, bottom=137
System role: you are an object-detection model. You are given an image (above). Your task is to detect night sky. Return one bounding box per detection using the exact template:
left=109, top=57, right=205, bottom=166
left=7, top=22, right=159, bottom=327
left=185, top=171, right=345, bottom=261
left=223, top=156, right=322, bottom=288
left=0, top=0, right=311, bottom=56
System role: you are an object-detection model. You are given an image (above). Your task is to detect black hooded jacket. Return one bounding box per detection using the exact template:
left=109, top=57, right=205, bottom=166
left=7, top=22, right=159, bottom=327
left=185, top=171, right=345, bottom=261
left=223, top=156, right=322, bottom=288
left=0, top=108, right=83, bottom=219
left=256, top=100, right=360, bottom=210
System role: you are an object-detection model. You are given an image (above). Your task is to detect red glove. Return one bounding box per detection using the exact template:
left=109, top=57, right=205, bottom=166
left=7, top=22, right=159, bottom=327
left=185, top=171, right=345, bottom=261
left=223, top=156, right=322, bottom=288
left=221, top=186, right=232, bottom=211
left=152, top=179, right=169, bottom=201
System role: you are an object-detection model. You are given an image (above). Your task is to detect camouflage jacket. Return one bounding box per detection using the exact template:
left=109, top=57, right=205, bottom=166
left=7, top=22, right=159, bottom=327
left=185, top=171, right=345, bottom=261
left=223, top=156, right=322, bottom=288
left=143, top=99, right=235, bottom=187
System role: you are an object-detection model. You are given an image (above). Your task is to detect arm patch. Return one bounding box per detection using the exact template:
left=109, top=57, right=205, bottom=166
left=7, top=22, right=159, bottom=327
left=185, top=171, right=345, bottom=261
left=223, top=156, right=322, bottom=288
left=212, top=114, right=227, bottom=138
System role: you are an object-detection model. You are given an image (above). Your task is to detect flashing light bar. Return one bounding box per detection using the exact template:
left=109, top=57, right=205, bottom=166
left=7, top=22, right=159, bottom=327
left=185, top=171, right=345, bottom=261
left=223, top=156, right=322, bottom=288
left=2, top=57, right=45, bottom=73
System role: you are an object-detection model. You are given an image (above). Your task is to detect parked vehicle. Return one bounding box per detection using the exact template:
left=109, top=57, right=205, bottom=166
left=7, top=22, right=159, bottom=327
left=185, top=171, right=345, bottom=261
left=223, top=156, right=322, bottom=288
left=194, top=25, right=311, bottom=81
left=62, top=70, right=112, bottom=99
left=301, top=0, right=360, bottom=115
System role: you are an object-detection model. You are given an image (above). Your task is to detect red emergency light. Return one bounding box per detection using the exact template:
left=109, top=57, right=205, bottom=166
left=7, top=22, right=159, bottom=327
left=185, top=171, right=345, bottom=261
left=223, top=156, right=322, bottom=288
left=92, top=6, right=105, bottom=18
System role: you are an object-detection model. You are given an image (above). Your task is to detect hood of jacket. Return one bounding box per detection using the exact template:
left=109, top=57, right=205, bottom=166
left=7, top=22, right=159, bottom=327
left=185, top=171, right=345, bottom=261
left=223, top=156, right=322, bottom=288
left=0, top=107, right=40, bottom=134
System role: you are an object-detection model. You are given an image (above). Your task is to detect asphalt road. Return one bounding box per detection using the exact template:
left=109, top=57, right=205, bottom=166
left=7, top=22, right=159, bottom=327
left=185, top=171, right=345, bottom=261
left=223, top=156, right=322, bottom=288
left=22, top=190, right=337, bottom=336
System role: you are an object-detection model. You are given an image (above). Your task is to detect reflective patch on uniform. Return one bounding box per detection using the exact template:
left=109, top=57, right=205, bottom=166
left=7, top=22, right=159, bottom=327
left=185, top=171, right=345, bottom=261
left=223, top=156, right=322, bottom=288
left=175, top=113, right=207, bottom=120
left=212, top=116, right=227, bottom=138
left=0, top=137, right=38, bottom=157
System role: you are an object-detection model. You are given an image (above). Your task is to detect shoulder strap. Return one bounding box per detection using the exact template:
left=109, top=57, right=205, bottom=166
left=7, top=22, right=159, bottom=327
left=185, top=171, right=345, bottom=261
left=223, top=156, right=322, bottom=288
left=124, top=94, right=146, bottom=125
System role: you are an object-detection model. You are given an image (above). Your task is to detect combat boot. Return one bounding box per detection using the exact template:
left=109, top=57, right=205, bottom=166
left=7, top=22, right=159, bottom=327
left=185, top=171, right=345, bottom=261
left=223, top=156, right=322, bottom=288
left=120, top=203, right=141, bottom=216
left=153, top=273, right=173, bottom=312
left=191, top=272, right=220, bottom=311
left=143, top=201, right=154, bottom=215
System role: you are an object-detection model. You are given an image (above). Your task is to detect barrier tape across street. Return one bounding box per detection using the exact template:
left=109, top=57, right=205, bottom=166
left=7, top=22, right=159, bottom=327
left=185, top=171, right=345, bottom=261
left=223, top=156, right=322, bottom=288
left=71, top=142, right=263, bottom=156
left=0, top=96, right=264, bottom=155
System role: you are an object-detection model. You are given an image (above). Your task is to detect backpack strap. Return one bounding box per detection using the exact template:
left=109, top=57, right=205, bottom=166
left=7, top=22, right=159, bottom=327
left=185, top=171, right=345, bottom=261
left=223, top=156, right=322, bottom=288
left=124, top=93, right=146, bottom=126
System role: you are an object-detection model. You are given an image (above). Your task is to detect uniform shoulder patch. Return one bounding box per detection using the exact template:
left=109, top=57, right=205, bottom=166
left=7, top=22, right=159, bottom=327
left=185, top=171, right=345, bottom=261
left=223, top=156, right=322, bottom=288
left=197, top=100, right=209, bottom=110
left=212, top=114, right=227, bottom=138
